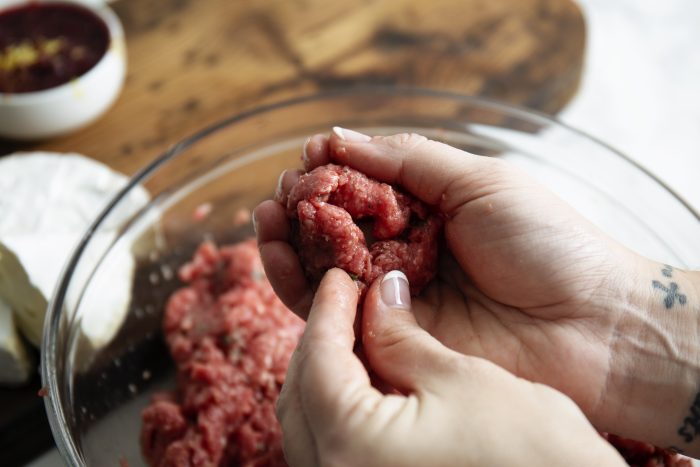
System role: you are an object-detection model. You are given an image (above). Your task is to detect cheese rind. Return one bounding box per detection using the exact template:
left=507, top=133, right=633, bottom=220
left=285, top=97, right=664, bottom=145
left=0, top=243, right=48, bottom=347
left=0, top=298, right=33, bottom=385
left=72, top=233, right=136, bottom=350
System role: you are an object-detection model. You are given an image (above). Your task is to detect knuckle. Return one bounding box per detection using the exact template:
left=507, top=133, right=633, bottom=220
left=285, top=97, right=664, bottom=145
left=373, top=325, right=448, bottom=367
left=383, top=132, right=428, bottom=151
left=373, top=322, right=418, bottom=350
left=482, top=156, right=516, bottom=179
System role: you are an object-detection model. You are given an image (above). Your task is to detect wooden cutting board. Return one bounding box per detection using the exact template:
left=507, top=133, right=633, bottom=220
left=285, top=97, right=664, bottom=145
left=0, top=0, right=585, bottom=465
left=0, top=0, right=584, bottom=175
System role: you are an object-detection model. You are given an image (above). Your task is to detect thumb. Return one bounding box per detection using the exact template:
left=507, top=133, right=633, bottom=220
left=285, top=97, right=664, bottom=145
left=329, top=128, right=497, bottom=214
left=362, top=270, right=459, bottom=394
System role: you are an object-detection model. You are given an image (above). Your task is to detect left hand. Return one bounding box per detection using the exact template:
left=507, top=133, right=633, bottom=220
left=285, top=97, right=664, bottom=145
left=277, top=268, right=624, bottom=467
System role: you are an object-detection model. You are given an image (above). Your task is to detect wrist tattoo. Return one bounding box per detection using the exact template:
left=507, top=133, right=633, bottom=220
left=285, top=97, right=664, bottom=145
left=652, top=265, right=687, bottom=309
left=662, top=264, right=674, bottom=277
left=678, top=392, right=700, bottom=443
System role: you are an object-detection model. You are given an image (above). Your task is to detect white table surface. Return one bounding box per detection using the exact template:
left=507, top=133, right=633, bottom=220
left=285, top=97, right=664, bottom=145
left=561, top=0, right=700, bottom=213
left=28, top=0, right=700, bottom=465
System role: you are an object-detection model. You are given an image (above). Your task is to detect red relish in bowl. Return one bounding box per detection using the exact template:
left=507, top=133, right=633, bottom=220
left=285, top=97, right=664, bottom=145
left=0, top=2, right=109, bottom=93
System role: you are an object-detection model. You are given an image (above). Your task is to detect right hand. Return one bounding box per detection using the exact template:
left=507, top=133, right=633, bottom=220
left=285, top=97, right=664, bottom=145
left=255, top=128, right=700, bottom=454
left=278, top=268, right=625, bottom=467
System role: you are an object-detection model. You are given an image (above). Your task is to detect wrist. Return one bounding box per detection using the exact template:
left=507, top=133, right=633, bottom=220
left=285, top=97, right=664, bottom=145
left=596, top=256, right=700, bottom=455
left=518, top=383, right=626, bottom=467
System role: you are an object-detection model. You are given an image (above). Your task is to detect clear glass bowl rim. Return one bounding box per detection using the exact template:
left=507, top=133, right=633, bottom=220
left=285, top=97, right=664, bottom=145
left=40, top=85, right=700, bottom=465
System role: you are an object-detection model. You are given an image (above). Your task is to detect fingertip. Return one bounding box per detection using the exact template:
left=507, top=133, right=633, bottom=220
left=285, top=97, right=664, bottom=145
left=313, top=268, right=359, bottom=315
left=332, top=126, right=345, bottom=140
left=328, top=130, right=345, bottom=164
left=328, top=127, right=374, bottom=166
left=304, top=268, right=360, bottom=345
left=328, top=130, right=403, bottom=184
left=303, top=134, right=330, bottom=171
left=379, top=270, right=411, bottom=310
left=320, top=266, right=356, bottom=287
left=273, top=170, right=286, bottom=203
left=259, top=240, right=313, bottom=319
left=361, top=271, right=413, bottom=334
left=253, top=200, right=290, bottom=243
left=274, top=168, right=303, bottom=205
left=332, top=127, right=372, bottom=143
left=301, top=137, right=311, bottom=166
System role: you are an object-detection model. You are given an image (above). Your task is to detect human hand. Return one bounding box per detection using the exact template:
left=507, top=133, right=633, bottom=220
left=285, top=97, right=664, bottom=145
left=277, top=267, right=624, bottom=467
left=256, top=128, right=700, bottom=455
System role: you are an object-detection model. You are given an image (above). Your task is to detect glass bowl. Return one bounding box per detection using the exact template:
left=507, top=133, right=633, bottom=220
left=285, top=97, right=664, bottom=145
left=41, top=87, right=700, bottom=466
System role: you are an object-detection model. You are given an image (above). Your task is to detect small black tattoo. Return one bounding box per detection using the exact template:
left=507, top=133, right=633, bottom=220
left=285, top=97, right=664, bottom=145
left=662, top=264, right=674, bottom=277
left=652, top=281, right=687, bottom=309
left=667, top=445, right=685, bottom=454
left=678, top=392, right=700, bottom=443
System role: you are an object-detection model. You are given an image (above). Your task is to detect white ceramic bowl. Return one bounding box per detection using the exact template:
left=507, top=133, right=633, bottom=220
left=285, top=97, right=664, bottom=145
left=0, top=0, right=126, bottom=140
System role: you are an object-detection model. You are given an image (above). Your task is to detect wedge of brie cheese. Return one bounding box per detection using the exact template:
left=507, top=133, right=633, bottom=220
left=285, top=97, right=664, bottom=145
left=0, top=152, right=151, bottom=353
left=0, top=298, right=33, bottom=385
left=0, top=242, right=47, bottom=347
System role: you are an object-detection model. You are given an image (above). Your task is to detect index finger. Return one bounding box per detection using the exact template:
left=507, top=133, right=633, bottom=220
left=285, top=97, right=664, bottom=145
left=302, top=134, right=331, bottom=172
left=296, top=269, right=381, bottom=436
left=329, top=128, right=494, bottom=214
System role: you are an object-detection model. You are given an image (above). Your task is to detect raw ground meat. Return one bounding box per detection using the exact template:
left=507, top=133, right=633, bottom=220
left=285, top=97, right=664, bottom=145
left=603, top=433, right=693, bottom=467
left=141, top=239, right=304, bottom=467
left=286, top=164, right=442, bottom=296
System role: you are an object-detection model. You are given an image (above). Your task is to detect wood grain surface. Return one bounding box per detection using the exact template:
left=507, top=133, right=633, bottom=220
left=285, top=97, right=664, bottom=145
left=0, top=0, right=585, bottom=175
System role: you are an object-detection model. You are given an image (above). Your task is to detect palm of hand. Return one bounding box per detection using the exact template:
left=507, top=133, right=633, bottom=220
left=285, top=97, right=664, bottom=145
left=409, top=274, right=610, bottom=416
left=409, top=196, right=626, bottom=416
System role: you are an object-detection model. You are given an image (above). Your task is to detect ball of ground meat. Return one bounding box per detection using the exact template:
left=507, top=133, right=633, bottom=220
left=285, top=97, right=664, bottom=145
left=286, top=164, right=443, bottom=296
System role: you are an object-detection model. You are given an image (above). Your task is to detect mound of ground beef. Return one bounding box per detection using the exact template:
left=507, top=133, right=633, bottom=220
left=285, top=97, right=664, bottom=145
left=141, top=239, right=303, bottom=467
left=285, top=163, right=442, bottom=296
left=602, top=433, right=692, bottom=467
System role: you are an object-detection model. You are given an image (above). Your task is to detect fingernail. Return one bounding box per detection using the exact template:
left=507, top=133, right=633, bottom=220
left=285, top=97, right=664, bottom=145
left=251, top=210, right=258, bottom=234
left=274, top=170, right=286, bottom=201
left=380, top=270, right=411, bottom=309
left=333, top=126, right=371, bottom=142
left=301, top=137, right=311, bottom=165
